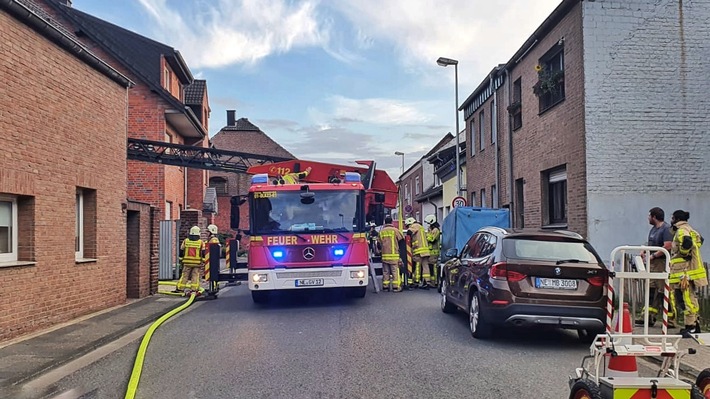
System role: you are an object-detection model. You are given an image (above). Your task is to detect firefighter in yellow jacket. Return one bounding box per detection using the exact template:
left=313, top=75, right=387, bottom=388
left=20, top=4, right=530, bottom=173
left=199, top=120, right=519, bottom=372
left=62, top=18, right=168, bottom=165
left=280, top=167, right=312, bottom=184
left=378, top=216, right=404, bottom=292
left=178, top=226, right=206, bottom=293
left=425, top=214, right=441, bottom=286
left=405, top=217, right=433, bottom=288
left=207, top=224, right=220, bottom=245
left=669, top=210, right=706, bottom=335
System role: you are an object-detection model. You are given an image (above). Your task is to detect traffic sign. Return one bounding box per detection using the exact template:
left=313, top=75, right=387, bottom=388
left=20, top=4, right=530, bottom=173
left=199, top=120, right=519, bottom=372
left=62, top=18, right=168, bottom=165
left=404, top=204, right=413, bottom=213
left=452, top=196, right=467, bottom=208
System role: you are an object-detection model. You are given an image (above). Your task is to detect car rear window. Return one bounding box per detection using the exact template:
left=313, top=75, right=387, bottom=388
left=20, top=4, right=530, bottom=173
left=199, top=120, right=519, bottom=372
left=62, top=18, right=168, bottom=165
left=502, top=237, right=600, bottom=263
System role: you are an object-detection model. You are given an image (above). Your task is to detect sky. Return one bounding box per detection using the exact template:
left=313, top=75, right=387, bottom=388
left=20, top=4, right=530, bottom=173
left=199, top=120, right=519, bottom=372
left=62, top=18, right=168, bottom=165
left=73, top=0, right=562, bottom=180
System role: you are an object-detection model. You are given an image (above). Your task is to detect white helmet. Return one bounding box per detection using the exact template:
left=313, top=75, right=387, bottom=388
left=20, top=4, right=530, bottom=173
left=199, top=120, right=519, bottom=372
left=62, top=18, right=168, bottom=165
left=404, top=217, right=416, bottom=226
left=189, top=226, right=201, bottom=236
left=424, top=214, right=436, bottom=225
left=207, top=224, right=218, bottom=234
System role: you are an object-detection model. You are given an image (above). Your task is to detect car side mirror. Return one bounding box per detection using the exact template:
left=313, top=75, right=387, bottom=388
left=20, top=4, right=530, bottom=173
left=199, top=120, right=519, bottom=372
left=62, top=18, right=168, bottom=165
left=445, top=248, right=458, bottom=259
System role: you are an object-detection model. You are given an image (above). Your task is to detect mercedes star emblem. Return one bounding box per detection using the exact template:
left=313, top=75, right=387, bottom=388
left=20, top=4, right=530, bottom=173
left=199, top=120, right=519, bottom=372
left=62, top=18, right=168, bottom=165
left=303, top=247, right=315, bottom=260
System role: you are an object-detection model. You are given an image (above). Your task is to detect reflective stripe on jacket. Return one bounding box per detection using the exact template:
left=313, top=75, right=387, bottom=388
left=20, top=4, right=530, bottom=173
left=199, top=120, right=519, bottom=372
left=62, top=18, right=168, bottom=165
left=409, top=223, right=430, bottom=257
left=379, top=225, right=403, bottom=262
left=427, top=227, right=441, bottom=256
left=181, top=238, right=205, bottom=265
left=669, top=221, right=706, bottom=286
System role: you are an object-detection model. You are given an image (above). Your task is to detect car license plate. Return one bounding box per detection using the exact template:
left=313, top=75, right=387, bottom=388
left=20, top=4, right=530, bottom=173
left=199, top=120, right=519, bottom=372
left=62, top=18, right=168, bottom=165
left=535, top=277, right=577, bottom=290
left=295, top=278, right=324, bottom=287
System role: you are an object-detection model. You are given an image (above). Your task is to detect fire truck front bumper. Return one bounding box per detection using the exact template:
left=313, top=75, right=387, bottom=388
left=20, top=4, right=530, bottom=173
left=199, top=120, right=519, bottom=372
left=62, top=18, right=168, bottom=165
left=248, top=266, right=369, bottom=291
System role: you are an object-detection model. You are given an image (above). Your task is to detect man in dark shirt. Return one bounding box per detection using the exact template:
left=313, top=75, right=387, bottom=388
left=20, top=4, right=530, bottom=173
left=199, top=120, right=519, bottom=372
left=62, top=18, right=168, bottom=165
left=636, top=207, right=675, bottom=327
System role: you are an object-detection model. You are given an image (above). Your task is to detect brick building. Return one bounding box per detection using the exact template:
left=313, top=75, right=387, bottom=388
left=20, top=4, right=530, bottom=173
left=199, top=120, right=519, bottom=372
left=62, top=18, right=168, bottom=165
left=0, top=0, right=131, bottom=340
left=208, top=110, right=296, bottom=248
left=40, top=0, right=211, bottom=289
left=462, top=0, right=710, bottom=261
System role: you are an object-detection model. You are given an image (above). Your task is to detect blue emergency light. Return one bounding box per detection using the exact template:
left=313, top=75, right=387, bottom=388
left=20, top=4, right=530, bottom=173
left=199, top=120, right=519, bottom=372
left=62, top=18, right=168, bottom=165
left=271, top=249, right=284, bottom=259
left=251, top=173, right=269, bottom=184
left=343, top=172, right=360, bottom=183
left=333, top=247, right=345, bottom=256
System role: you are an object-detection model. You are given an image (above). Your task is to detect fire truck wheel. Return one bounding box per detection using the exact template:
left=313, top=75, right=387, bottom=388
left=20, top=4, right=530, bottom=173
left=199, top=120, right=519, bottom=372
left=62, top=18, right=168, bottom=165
left=348, top=287, right=367, bottom=298
left=251, top=291, right=271, bottom=304
left=695, top=369, right=710, bottom=398
left=568, top=379, right=602, bottom=399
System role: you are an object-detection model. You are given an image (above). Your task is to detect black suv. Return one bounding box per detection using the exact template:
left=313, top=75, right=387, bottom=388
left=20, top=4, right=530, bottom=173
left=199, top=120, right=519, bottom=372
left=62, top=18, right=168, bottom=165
left=440, top=227, right=607, bottom=340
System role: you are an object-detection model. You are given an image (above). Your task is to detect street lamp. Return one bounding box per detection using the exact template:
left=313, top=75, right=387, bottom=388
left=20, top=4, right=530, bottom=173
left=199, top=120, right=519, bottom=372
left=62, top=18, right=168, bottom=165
left=394, top=151, right=405, bottom=230
left=437, top=56, right=461, bottom=197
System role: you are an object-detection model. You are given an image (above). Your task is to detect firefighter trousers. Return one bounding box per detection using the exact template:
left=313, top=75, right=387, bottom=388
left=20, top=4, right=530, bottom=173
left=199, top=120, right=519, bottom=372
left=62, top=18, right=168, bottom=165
left=178, top=265, right=202, bottom=290
left=672, top=282, right=700, bottom=326
left=413, top=255, right=432, bottom=285
left=381, top=261, right=401, bottom=291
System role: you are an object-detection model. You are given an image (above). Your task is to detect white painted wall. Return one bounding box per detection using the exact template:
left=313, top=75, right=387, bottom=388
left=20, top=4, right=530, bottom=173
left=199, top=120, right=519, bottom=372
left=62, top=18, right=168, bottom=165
left=583, top=0, right=710, bottom=262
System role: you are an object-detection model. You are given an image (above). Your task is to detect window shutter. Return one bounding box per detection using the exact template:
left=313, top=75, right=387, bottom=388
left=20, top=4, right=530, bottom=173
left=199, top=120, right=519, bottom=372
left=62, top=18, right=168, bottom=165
left=549, top=168, right=567, bottom=183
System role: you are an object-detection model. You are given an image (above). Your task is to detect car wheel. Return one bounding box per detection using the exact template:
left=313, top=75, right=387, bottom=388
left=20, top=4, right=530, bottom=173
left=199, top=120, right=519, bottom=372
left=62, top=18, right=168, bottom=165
left=440, top=278, right=456, bottom=314
left=695, top=369, right=710, bottom=398
left=569, top=379, right=602, bottom=399
left=469, top=291, right=492, bottom=339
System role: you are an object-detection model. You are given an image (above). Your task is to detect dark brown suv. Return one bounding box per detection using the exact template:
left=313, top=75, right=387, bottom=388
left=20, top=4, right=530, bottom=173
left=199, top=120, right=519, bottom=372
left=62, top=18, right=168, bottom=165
left=440, top=227, right=607, bottom=340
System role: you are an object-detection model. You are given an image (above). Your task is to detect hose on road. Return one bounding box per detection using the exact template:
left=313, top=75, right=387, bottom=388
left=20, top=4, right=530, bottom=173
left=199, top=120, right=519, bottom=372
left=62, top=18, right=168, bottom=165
left=124, top=292, right=197, bottom=399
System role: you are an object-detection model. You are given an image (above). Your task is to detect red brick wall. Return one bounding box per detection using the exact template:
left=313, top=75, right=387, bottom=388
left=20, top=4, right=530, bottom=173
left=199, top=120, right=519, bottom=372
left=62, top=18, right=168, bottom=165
left=465, top=3, right=587, bottom=234
left=126, top=201, right=151, bottom=298
left=0, top=10, right=128, bottom=341
left=400, top=166, right=424, bottom=221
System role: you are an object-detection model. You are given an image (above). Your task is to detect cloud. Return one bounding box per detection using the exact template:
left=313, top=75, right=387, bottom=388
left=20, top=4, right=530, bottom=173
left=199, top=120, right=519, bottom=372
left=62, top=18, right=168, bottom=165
left=135, top=0, right=332, bottom=68
left=331, top=0, right=562, bottom=87
left=313, top=95, right=434, bottom=126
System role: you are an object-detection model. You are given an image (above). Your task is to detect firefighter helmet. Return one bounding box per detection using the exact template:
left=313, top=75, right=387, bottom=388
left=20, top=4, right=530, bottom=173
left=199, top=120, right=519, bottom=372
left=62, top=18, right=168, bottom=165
left=207, top=224, right=218, bottom=234
left=424, top=214, right=436, bottom=225
left=404, top=217, right=416, bottom=226
left=189, top=226, right=201, bottom=236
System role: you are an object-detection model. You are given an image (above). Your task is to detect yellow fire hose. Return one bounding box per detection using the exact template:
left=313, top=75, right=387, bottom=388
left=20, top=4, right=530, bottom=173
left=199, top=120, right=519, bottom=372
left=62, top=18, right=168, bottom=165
left=124, top=292, right=197, bottom=399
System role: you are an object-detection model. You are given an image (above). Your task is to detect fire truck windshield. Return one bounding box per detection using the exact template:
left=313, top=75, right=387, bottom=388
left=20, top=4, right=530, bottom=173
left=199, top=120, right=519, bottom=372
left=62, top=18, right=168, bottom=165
left=251, top=190, right=364, bottom=235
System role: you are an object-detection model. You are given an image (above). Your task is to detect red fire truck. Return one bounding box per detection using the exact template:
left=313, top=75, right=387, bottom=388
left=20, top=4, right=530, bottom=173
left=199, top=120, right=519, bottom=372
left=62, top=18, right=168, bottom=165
left=239, top=160, right=398, bottom=303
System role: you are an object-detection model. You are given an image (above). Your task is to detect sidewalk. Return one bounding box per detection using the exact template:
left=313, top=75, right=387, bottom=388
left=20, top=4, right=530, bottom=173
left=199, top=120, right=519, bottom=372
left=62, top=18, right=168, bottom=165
left=0, top=291, right=185, bottom=390
left=633, top=323, right=710, bottom=378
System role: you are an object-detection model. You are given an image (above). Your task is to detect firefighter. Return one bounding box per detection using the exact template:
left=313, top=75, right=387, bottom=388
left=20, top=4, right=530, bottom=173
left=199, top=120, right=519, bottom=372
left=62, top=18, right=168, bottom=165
left=668, top=210, right=706, bottom=335
left=280, top=167, right=312, bottom=184
left=177, top=226, right=206, bottom=293
left=378, top=216, right=404, bottom=292
left=207, top=224, right=220, bottom=245
left=405, top=217, right=433, bottom=288
left=424, top=215, right=441, bottom=286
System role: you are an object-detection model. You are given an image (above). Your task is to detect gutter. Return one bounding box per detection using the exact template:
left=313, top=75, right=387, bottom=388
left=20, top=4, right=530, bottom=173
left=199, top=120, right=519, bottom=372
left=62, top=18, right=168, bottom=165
left=491, top=69, right=500, bottom=210
left=505, top=68, right=514, bottom=227
left=0, top=0, right=133, bottom=88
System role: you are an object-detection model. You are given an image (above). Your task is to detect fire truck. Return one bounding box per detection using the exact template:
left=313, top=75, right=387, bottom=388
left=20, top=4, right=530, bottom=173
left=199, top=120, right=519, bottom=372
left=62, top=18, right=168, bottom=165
left=237, top=160, right=398, bottom=303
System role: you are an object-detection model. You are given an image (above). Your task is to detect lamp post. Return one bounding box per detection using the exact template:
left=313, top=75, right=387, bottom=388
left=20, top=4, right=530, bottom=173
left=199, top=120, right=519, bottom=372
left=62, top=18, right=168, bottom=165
left=394, top=151, right=405, bottom=230
left=437, top=56, right=461, bottom=197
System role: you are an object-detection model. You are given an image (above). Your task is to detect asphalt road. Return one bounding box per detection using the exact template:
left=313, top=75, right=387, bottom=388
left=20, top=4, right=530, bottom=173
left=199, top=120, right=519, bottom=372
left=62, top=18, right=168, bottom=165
left=17, top=280, right=659, bottom=399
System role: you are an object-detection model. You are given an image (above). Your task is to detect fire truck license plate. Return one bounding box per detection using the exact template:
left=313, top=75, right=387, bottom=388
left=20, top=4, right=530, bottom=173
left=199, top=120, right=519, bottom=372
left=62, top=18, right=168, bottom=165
left=295, top=278, right=324, bottom=287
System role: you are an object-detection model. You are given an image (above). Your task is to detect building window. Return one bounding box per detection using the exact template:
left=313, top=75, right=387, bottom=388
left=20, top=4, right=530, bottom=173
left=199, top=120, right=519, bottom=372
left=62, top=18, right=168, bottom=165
left=479, top=110, right=485, bottom=152
left=515, top=178, right=525, bottom=228
left=490, top=100, right=496, bottom=144
left=404, top=183, right=410, bottom=203
left=470, top=192, right=477, bottom=207
left=415, top=176, right=420, bottom=195
left=491, top=184, right=498, bottom=208
left=75, top=189, right=97, bottom=260
left=480, top=188, right=486, bottom=208
left=165, top=201, right=172, bottom=221
left=0, top=196, right=18, bottom=263
left=469, top=121, right=476, bottom=157
left=416, top=211, right=420, bottom=222
left=75, top=191, right=83, bottom=259
left=536, top=44, right=565, bottom=113
left=543, top=166, right=567, bottom=226
left=209, top=177, right=228, bottom=195
left=164, top=67, right=171, bottom=91
left=511, top=78, right=522, bottom=130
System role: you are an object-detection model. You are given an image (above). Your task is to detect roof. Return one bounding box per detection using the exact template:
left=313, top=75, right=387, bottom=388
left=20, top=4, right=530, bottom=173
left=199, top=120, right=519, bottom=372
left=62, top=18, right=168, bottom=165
left=184, top=80, right=206, bottom=105
left=415, top=185, right=443, bottom=203
left=211, top=118, right=296, bottom=160
left=48, top=2, right=205, bottom=138
left=0, top=0, right=132, bottom=87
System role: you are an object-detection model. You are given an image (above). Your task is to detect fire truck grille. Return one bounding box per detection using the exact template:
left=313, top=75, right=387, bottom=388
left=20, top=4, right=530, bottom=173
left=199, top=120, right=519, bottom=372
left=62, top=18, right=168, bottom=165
left=276, top=270, right=343, bottom=278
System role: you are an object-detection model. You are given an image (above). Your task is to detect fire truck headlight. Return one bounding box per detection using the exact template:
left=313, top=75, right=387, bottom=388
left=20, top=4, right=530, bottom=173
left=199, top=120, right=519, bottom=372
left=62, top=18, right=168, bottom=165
left=252, top=273, right=268, bottom=283
left=350, top=270, right=366, bottom=279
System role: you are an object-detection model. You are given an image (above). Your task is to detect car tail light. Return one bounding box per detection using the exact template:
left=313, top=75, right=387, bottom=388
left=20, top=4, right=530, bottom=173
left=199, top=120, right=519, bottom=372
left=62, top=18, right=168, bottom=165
left=490, top=262, right=527, bottom=282
left=587, top=275, right=606, bottom=287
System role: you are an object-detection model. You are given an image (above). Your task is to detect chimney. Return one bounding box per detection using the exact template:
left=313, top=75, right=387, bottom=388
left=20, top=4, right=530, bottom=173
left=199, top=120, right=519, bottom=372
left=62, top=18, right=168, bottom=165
left=226, top=110, right=236, bottom=127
